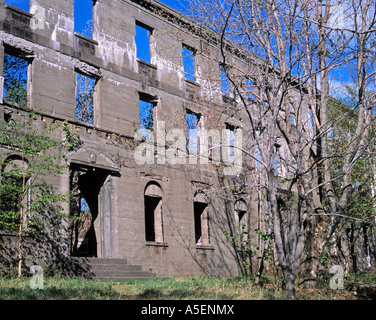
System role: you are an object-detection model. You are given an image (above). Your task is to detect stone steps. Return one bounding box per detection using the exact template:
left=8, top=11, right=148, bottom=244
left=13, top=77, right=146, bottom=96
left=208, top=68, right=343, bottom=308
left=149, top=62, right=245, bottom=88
left=71, top=257, right=157, bottom=282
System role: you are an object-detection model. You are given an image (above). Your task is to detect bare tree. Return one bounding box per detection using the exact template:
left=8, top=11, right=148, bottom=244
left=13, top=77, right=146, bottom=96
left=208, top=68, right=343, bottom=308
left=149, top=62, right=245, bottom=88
left=181, top=0, right=376, bottom=299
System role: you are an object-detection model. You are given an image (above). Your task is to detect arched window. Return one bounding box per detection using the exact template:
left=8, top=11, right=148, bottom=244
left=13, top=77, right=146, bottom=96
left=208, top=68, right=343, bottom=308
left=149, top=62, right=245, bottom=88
left=144, top=183, right=163, bottom=243
left=0, top=156, right=30, bottom=231
left=193, top=192, right=210, bottom=246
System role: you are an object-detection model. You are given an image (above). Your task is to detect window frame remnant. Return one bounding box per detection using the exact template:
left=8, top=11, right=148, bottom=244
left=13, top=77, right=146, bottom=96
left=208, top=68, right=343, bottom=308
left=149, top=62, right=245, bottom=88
left=75, top=71, right=96, bottom=124
left=182, top=44, right=196, bottom=82
left=3, top=50, right=30, bottom=107
left=243, top=77, right=255, bottom=101
left=193, top=193, right=210, bottom=247
left=139, top=93, right=157, bottom=138
left=186, top=110, right=201, bottom=154
left=224, top=123, right=236, bottom=162
left=135, top=21, right=153, bottom=64
left=220, top=64, right=231, bottom=97
left=144, top=183, right=164, bottom=244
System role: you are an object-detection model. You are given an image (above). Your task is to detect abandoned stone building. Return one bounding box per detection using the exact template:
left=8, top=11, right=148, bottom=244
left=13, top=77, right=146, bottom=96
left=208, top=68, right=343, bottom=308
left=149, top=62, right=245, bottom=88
left=0, top=0, right=266, bottom=279
left=0, top=0, right=374, bottom=282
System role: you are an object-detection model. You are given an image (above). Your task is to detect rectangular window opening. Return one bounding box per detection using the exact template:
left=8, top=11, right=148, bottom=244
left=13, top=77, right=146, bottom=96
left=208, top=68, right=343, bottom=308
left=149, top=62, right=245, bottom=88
left=75, top=71, right=96, bottom=124
left=194, top=202, right=209, bottom=246
left=186, top=110, right=200, bottom=153
left=5, top=0, right=29, bottom=12
left=255, top=131, right=261, bottom=169
left=74, top=0, right=93, bottom=38
left=3, top=51, right=29, bottom=107
left=225, top=123, right=236, bottom=161
left=182, top=44, right=196, bottom=82
left=220, top=64, right=231, bottom=97
left=145, top=196, right=163, bottom=243
left=136, top=22, right=153, bottom=64
left=244, top=77, right=255, bottom=100
left=139, top=93, right=157, bottom=138
left=273, top=147, right=279, bottom=174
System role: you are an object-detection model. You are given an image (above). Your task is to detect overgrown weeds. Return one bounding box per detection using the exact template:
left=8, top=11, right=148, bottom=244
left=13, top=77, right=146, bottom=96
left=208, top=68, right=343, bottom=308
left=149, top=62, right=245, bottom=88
left=0, top=273, right=373, bottom=300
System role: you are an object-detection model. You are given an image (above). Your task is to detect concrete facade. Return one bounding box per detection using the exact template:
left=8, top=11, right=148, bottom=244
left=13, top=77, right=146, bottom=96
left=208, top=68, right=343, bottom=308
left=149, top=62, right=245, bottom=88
left=0, top=0, right=262, bottom=278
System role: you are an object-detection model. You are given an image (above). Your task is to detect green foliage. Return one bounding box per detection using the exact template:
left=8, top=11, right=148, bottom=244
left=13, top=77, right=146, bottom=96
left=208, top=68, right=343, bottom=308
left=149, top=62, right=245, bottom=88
left=0, top=110, right=69, bottom=236
left=325, top=90, right=376, bottom=226
left=320, top=250, right=329, bottom=266
left=223, top=225, right=273, bottom=273
left=62, top=121, right=81, bottom=152
left=0, top=274, right=368, bottom=300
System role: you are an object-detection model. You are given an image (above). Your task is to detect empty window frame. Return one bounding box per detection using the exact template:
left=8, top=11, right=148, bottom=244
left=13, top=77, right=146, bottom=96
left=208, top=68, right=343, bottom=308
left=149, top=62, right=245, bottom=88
left=75, top=71, right=96, bottom=124
left=5, top=0, right=29, bottom=12
left=74, top=0, right=93, bottom=38
left=193, top=199, right=210, bottom=246
left=273, top=146, right=279, bottom=174
left=182, top=44, right=196, bottom=82
left=224, top=123, right=236, bottom=161
left=139, top=93, right=157, bottom=137
left=186, top=110, right=200, bottom=153
left=255, top=130, right=261, bottom=169
left=136, top=22, right=153, bottom=64
left=243, top=77, right=255, bottom=100
left=3, top=51, right=30, bottom=107
left=144, top=184, right=164, bottom=243
left=220, top=64, right=231, bottom=97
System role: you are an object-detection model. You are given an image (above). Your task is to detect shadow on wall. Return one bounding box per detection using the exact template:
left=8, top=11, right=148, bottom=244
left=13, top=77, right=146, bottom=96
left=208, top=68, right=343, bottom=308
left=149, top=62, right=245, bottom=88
left=0, top=199, right=94, bottom=279
left=161, top=167, right=251, bottom=278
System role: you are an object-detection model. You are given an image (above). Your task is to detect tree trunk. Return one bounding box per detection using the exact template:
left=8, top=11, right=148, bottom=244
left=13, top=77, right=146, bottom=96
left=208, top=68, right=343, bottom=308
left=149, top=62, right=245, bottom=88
left=254, top=238, right=269, bottom=285
left=18, top=156, right=26, bottom=279
left=284, top=268, right=296, bottom=299
left=268, top=170, right=298, bottom=298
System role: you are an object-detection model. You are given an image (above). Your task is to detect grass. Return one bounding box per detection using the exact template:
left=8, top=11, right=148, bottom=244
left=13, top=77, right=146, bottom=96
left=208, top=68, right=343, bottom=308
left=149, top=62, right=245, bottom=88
left=0, top=273, right=371, bottom=300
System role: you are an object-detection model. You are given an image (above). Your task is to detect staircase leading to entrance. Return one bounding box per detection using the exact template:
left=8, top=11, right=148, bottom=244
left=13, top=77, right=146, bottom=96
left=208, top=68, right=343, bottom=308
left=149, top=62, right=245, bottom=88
left=71, top=257, right=157, bottom=282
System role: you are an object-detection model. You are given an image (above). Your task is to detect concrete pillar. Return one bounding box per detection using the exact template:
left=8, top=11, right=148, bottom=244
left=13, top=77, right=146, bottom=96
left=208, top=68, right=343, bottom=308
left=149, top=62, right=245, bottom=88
left=102, top=175, right=113, bottom=258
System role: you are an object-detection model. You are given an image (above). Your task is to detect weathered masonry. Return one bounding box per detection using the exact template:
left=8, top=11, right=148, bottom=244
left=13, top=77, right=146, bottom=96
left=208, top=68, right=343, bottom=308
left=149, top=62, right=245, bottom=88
left=0, top=0, right=262, bottom=278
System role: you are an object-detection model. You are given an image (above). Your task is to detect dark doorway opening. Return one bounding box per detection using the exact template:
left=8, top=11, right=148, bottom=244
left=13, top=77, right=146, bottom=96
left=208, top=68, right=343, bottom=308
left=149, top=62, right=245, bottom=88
left=69, top=165, right=109, bottom=257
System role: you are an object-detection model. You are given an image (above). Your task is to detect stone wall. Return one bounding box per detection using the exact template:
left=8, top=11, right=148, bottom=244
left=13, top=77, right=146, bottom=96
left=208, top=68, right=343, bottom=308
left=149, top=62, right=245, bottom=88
left=0, top=0, right=261, bottom=278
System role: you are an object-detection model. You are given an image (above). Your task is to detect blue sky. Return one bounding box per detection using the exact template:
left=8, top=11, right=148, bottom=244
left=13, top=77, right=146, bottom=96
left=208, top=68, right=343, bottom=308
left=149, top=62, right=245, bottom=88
left=5, top=0, right=28, bottom=11
left=74, top=0, right=93, bottom=36
left=5, top=0, right=188, bottom=35
left=159, top=0, right=188, bottom=13
left=5, top=0, right=188, bottom=33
